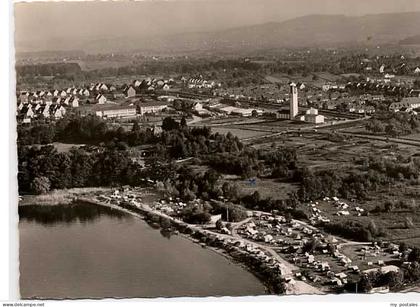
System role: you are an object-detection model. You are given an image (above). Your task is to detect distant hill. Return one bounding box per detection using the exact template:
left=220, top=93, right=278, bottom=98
left=400, top=35, right=420, bottom=45
left=17, top=12, right=420, bottom=53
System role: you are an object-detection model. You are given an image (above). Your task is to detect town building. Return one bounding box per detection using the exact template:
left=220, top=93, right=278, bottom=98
left=290, top=82, right=299, bottom=119
left=138, top=101, right=168, bottom=115
left=298, top=108, right=325, bottom=124
left=389, top=97, right=420, bottom=112
left=94, top=105, right=137, bottom=118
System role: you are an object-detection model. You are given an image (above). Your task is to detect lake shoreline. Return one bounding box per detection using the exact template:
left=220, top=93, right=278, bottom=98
left=78, top=197, right=287, bottom=295
left=18, top=187, right=113, bottom=206
left=20, top=189, right=288, bottom=295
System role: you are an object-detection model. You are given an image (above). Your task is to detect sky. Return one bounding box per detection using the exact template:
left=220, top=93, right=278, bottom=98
left=13, top=0, right=420, bottom=50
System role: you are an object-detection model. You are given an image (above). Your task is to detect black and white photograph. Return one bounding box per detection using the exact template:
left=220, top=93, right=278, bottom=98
left=5, top=0, right=420, bottom=304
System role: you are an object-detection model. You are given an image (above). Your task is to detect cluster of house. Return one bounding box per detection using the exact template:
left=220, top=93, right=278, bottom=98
left=182, top=77, right=220, bottom=89
left=16, top=89, right=82, bottom=122
left=361, top=57, right=420, bottom=77
left=377, top=62, right=420, bottom=76
left=17, top=77, right=178, bottom=122
left=389, top=97, right=420, bottom=113
left=122, top=78, right=174, bottom=98
left=345, top=80, right=410, bottom=96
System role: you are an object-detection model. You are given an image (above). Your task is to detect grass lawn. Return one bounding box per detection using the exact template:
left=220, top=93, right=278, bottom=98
left=224, top=176, right=299, bottom=200
left=52, top=142, right=84, bottom=153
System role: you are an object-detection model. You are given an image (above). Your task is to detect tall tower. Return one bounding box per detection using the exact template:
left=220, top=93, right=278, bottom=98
left=290, top=82, right=298, bottom=119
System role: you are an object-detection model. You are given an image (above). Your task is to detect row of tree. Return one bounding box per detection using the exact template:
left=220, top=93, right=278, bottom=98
left=297, top=154, right=420, bottom=201
left=18, top=114, right=158, bottom=146
left=18, top=145, right=143, bottom=194
left=365, top=112, right=420, bottom=137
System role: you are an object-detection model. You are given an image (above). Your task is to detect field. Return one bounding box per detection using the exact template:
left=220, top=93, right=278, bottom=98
left=19, top=187, right=113, bottom=206
left=53, top=142, right=84, bottom=153
left=211, top=127, right=272, bottom=140
left=223, top=176, right=299, bottom=200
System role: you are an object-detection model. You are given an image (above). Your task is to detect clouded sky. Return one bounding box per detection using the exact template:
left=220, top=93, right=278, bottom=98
left=14, top=0, right=420, bottom=45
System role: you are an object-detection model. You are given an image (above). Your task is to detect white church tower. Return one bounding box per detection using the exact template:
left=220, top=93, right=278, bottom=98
left=290, top=82, right=298, bottom=119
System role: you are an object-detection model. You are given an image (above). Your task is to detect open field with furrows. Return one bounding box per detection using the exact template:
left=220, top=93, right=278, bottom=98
left=196, top=116, right=264, bottom=127
left=241, top=120, right=311, bottom=133
left=253, top=132, right=420, bottom=170
left=403, top=133, right=420, bottom=141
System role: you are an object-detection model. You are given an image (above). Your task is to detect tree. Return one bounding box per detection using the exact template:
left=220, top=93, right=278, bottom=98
left=385, top=121, right=400, bottom=138
left=366, top=120, right=385, bottom=134
left=30, top=176, right=51, bottom=195
left=180, top=117, right=187, bottom=127
left=408, top=247, right=420, bottom=262
left=384, top=201, right=395, bottom=213
left=303, top=238, right=320, bottom=254
left=162, top=117, right=179, bottom=131
left=368, top=220, right=378, bottom=237
left=132, top=121, right=140, bottom=132
left=358, top=273, right=373, bottom=293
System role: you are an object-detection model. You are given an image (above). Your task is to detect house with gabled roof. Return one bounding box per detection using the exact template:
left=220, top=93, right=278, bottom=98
left=50, top=105, right=66, bottom=119
left=124, top=85, right=136, bottom=98
left=133, top=80, right=142, bottom=87
left=95, top=94, right=107, bottom=104
left=21, top=105, right=34, bottom=118
left=82, top=89, right=90, bottom=97
left=69, top=97, right=79, bottom=108
left=409, top=89, right=420, bottom=97
left=52, top=97, right=61, bottom=105
left=37, top=105, right=50, bottom=118
left=63, top=96, right=71, bottom=105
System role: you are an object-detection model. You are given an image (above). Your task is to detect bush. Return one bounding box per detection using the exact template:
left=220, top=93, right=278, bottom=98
left=322, top=221, right=373, bottom=242
left=181, top=206, right=211, bottom=224
left=30, top=176, right=51, bottom=195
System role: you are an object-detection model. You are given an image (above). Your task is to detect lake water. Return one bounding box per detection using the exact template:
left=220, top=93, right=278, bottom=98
left=19, top=202, right=266, bottom=299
